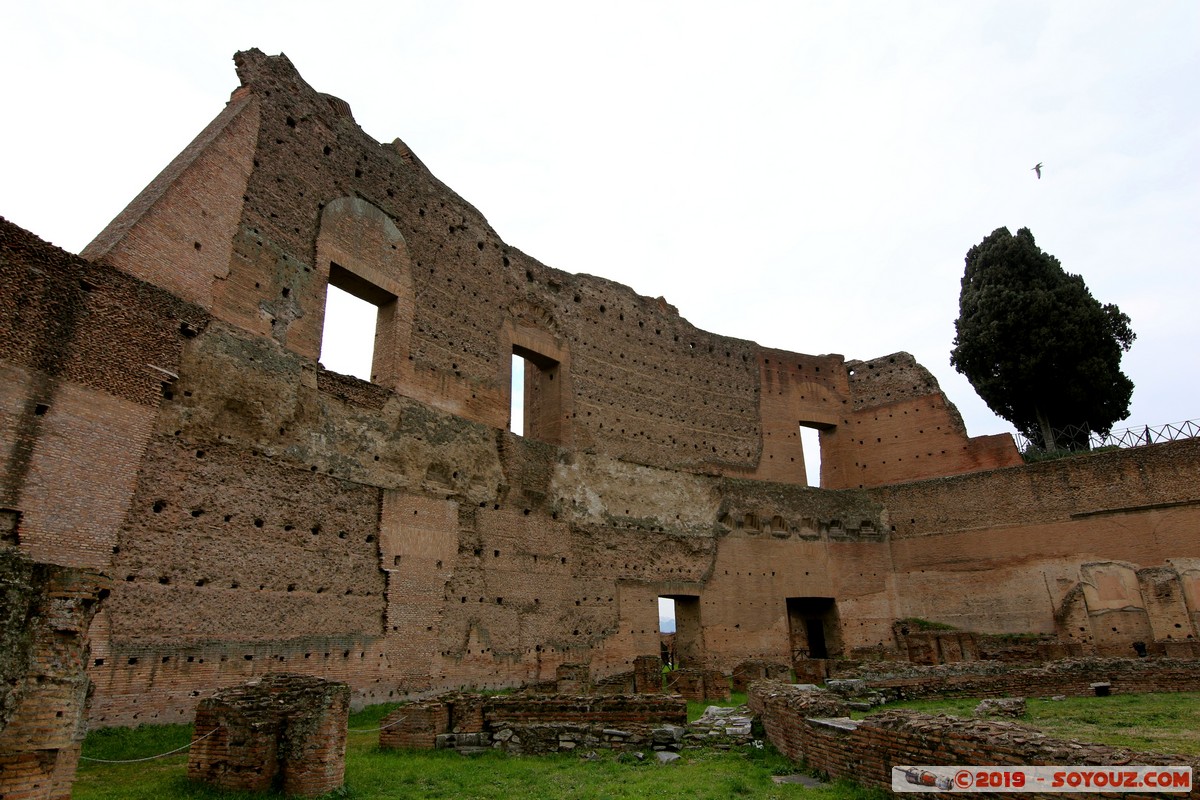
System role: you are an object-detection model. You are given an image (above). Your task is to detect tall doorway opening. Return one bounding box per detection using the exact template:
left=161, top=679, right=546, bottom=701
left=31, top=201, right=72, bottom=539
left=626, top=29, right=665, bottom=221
left=786, top=597, right=840, bottom=660
left=661, top=594, right=702, bottom=668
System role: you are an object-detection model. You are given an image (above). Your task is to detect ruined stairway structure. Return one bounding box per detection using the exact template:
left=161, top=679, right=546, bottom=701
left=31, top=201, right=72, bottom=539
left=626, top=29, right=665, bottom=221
left=1, top=49, right=1198, bottom=736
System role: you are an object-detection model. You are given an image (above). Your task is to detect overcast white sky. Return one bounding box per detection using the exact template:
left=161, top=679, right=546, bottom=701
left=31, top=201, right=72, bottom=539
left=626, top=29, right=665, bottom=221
left=3, top=1, right=1198, bottom=444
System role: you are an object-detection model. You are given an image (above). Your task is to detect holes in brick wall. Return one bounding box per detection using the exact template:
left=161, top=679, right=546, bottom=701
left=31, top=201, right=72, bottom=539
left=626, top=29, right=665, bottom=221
left=33, top=403, right=49, bottom=416
left=191, top=509, right=203, bottom=518
left=158, top=576, right=170, bottom=585
left=152, top=500, right=166, bottom=513
left=254, top=518, right=264, bottom=528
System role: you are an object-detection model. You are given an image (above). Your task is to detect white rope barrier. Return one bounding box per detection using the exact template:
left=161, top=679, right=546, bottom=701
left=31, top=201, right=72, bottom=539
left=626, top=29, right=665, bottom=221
left=79, top=728, right=218, bottom=764
left=347, top=715, right=406, bottom=734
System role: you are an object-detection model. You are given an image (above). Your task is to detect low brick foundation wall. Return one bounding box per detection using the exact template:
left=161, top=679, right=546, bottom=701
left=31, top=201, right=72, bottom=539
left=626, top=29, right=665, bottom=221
left=841, top=658, right=1200, bottom=701
left=381, top=692, right=687, bottom=755
left=731, top=660, right=791, bottom=693
left=748, top=680, right=1200, bottom=799
left=187, top=674, right=349, bottom=798
left=666, top=668, right=730, bottom=701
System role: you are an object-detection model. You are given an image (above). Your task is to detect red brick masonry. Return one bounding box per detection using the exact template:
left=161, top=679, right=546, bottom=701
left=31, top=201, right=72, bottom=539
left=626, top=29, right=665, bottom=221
left=748, top=678, right=1200, bottom=799
left=187, top=674, right=349, bottom=798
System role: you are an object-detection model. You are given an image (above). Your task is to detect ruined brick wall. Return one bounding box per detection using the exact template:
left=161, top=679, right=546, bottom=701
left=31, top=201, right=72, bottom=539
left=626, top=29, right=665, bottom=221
left=0, top=547, right=109, bottom=800
left=187, top=674, right=349, bottom=799
left=838, top=353, right=1022, bottom=488
left=868, top=441, right=1200, bottom=642
left=379, top=692, right=686, bottom=755
left=4, top=48, right=1198, bottom=735
left=839, top=658, right=1200, bottom=701
left=1, top=218, right=208, bottom=569
left=749, top=681, right=1200, bottom=798
left=81, top=50, right=1008, bottom=487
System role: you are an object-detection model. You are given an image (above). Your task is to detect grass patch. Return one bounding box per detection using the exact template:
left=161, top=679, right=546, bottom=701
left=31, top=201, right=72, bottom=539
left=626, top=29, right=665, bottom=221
left=75, top=700, right=888, bottom=800
left=868, top=692, right=1200, bottom=756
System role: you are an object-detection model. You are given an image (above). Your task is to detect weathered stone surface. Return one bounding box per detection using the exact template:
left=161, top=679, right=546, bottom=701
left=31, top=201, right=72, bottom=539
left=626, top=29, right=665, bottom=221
left=974, top=697, right=1026, bottom=718
left=0, top=547, right=109, bottom=800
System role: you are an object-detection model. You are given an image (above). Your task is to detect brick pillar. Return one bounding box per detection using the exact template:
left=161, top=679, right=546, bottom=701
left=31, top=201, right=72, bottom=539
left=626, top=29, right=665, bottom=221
left=634, top=655, right=662, bottom=693
left=187, top=674, right=349, bottom=798
left=0, top=547, right=110, bottom=800
left=704, top=670, right=732, bottom=701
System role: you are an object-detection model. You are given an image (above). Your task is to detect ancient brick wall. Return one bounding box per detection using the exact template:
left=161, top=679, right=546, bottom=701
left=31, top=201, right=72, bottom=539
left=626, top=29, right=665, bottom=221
left=0, top=547, right=109, bottom=800
left=837, top=352, right=1023, bottom=488
left=749, top=681, right=1200, bottom=798
left=1, top=219, right=207, bottom=569
left=379, top=692, right=686, bottom=755
left=868, top=442, right=1200, bottom=642
left=80, top=50, right=1009, bottom=487
left=3, top=48, right=1199, bottom=736
left=838, top=658, right=1200, bottom=701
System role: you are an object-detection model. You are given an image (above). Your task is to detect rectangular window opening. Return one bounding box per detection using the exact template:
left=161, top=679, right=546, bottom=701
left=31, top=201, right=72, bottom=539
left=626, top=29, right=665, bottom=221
left=799, top=425, right=822, bottom=487
left=320, top=263, right=397, bottom=384
left=511, top=345, right=562, bottom=444
left=510, top=354, right=526, bottom=436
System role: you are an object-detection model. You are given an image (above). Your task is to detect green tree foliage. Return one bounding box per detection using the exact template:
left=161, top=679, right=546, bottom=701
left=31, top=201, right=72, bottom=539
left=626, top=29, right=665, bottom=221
left=950, top=227, right=1135, bottom=451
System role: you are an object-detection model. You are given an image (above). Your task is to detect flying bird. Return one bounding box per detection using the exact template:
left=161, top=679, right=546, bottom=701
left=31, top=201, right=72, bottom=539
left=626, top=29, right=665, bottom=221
left=1031, top=162, right=1043, bottom=179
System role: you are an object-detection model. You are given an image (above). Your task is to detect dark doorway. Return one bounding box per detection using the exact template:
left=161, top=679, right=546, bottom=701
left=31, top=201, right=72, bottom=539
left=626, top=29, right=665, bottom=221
left=786, top=597, right=840, bottom=661
left=804, top=616, right=828, bottom=659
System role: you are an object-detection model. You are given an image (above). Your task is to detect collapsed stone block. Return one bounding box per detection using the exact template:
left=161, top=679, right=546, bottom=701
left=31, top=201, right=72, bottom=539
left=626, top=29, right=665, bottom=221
left=973, top=697, right=1026, bottom=718
left=186, top=674, right=349, bottom=798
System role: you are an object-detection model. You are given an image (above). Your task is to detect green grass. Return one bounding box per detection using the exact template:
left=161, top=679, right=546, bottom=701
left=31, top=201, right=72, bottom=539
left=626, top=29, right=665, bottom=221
left=77, top=693, right=1197, bottom=798
left=866, top=692, right=1200, bottom=756
left=77, top=700, right=885, bottom=800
